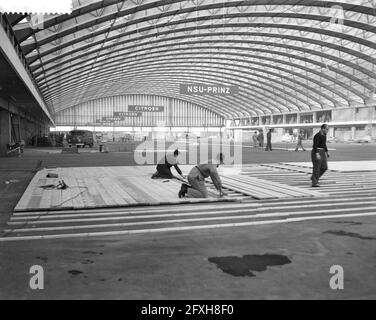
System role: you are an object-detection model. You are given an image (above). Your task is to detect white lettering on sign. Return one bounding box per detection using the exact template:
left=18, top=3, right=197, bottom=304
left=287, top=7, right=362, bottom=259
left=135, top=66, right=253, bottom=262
left=113, top=112, right=142, bottom=117
left=102, top=116, right=124, bottom=122
left=128, top=106, right=165, bottom=113
left=181, top=84, right=239, bottom=96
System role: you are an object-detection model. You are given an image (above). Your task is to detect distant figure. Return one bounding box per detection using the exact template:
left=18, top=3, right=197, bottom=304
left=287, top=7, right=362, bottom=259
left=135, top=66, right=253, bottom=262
left=152, top=149, right=184, bottom=180
left=258, top=131, right=264, bottom=148
left=265, top=129, right=273, bottom=151
left=252, top=131, right=259, bottom=148
left=295, top=130, right=306, bottom=152
left=178, top=153, right=225, bottom=199
left=311, top=124, right=330, bottom=187
left=293, top=131, right=298, bottom=143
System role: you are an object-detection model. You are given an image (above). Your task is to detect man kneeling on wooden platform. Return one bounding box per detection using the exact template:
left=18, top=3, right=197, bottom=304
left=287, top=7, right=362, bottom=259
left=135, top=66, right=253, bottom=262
left=152, top=149, right=185, bottom=180
left=178, top=153, right=226, bottom=199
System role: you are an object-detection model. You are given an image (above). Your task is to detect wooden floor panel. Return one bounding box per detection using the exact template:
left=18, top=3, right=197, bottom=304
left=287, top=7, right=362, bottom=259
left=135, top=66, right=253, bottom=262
left=14, top=166, right=242, bottom=212
left=14, top=165, right=328, bottom=212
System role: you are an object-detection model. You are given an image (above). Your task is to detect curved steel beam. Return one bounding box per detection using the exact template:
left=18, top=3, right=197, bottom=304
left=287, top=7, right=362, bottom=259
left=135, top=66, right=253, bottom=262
left=41, top=57, right=336, bottom=109
left=15, top=0, right=376, bottom=44
left=39, top=47, right=366, bottom=101
left=46, top=67, right=321, bottom=115
left=37, top=46, right=364, bottom=100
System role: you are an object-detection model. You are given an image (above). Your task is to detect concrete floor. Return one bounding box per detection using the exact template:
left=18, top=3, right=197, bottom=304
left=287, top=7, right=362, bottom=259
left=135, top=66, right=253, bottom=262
left=0, top=142, right=375, bottom=299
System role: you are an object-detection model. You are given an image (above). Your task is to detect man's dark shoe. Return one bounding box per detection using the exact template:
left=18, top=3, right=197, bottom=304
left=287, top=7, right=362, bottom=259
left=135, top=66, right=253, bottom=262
left=178, top=184, right=189, bottom=198
left=312, top=184, right=320, bottom=188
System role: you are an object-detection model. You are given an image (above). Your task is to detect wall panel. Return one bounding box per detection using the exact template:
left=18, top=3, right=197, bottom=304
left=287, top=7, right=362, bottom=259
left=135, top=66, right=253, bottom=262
left=55, top=94, right=224, bottom=127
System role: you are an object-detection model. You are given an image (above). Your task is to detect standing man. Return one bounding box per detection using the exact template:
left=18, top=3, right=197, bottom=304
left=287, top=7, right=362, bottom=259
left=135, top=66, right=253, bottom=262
left=258, top=130, right=264, bottom=148
left=265, top=129, right=273, bottom=151
left=178, top=153, right=225, bottom=199
left=295, top=130, right=306, bottom=152
left=311, top=124, right=330, bottom=187
left=252, top=131, right=259, bottom=148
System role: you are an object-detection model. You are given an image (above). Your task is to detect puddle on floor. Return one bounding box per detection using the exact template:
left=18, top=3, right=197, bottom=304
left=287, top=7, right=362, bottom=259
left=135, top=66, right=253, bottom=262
left=208, top=254, right=292, bottom=277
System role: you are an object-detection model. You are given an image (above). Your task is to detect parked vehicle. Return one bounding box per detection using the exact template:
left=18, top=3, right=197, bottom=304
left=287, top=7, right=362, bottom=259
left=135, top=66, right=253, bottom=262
left=67, top=130, right=94, bottom=148
left=356, top=135, right=372, bottom=143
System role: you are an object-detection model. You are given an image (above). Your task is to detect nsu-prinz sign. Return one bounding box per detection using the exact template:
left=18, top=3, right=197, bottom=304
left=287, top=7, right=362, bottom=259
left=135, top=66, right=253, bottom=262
left=180, top=84, right=239, bottom=96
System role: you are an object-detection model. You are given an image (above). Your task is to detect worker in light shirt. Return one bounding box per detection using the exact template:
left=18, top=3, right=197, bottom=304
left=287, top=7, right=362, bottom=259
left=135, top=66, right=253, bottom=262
left=178, top=153, right=226, bottom=199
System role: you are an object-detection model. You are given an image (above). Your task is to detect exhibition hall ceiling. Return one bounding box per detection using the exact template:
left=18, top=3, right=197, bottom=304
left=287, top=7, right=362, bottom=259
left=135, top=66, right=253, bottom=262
left=5, top=0, right=376, bottom=118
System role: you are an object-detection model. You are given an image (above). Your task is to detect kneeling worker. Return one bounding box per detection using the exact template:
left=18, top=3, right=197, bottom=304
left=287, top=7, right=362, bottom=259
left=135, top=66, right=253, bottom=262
left=179, top=153, right=225, bottom=199
left=152, top=149, right=184, bottom=180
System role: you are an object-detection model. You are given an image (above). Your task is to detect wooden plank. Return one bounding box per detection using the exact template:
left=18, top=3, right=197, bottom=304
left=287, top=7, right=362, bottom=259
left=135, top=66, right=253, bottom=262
left=138, top=178, right=173, bottom=203
left=261, top=164, right=313, bottom=174
left=117, top=176, right=152, bottom=203
left=221, top=176, right=284, bottom=198
left=220, top=177, right=276, bottom=199
left=94, top=177, right=118, bottom=206
left=241, top=175, right=326, bottom=197
left=225, top=176, right=296, bottom=198
left=84, top=177, right=104, bottom=207
left=15, top=170, right=45, bottom=211
left=66, top=176, right=85, bottom=209
left=38, top=178, right=57, bottom=209
left=226, top=175, right=312, bottom=198
left=103, top=177, right=138, bottom=205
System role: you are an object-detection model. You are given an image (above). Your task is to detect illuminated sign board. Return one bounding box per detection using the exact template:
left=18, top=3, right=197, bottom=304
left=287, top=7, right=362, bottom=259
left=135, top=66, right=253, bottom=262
left=180, top=84, right=239, bottom=96
left=113, top=112, right=142, bottom=117
left=128, top=106, right=165, bottom=113
left=102, top=116, right=124, bottom=122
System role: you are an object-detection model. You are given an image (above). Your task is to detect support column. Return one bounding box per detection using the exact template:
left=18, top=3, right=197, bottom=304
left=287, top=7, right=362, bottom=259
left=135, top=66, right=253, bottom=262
left=313, top=111, right=317, bottom=123
left=0, top=108, right=11, bottom=156
left=351, top=126, right=356, bottom=141
left=296, top=113, right=301, bottom=124
left=283, top=114, right=287, bottom=125
left=366, top=94, right=375, bottom=137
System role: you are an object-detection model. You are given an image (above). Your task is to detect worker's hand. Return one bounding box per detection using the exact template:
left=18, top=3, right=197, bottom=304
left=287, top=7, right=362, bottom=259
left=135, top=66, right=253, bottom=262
left=316, top=153, right=321, bottom=160
left=326, top=153, right=330, bottom=159
left=219, top=191, right=227, bottom=198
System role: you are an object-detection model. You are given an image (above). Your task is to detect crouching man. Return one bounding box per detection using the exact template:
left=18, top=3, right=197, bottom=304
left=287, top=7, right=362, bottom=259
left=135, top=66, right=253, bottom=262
left=152, top=149, right=184, bottom=180
left=179, top=153, right=225, bottom=198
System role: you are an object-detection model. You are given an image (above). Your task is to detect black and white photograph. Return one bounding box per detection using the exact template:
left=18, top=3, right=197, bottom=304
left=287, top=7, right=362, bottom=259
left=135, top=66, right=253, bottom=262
left=0, top=0, right=375, bottom=303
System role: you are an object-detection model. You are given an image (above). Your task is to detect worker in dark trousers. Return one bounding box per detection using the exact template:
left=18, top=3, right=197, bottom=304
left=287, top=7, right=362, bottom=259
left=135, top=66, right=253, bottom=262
left=178, top=153, right=225, bottom=198
left=295, top=130, right=306, bottom=152
left=265, top=129, right=273, bottom=151
left=311, top=124, right=330, bottom=187
left=252, top=132, right=259, bottom=148
left=258, top=130, right=264, bottom=148
left=152, top=149, right=184, bottom=180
